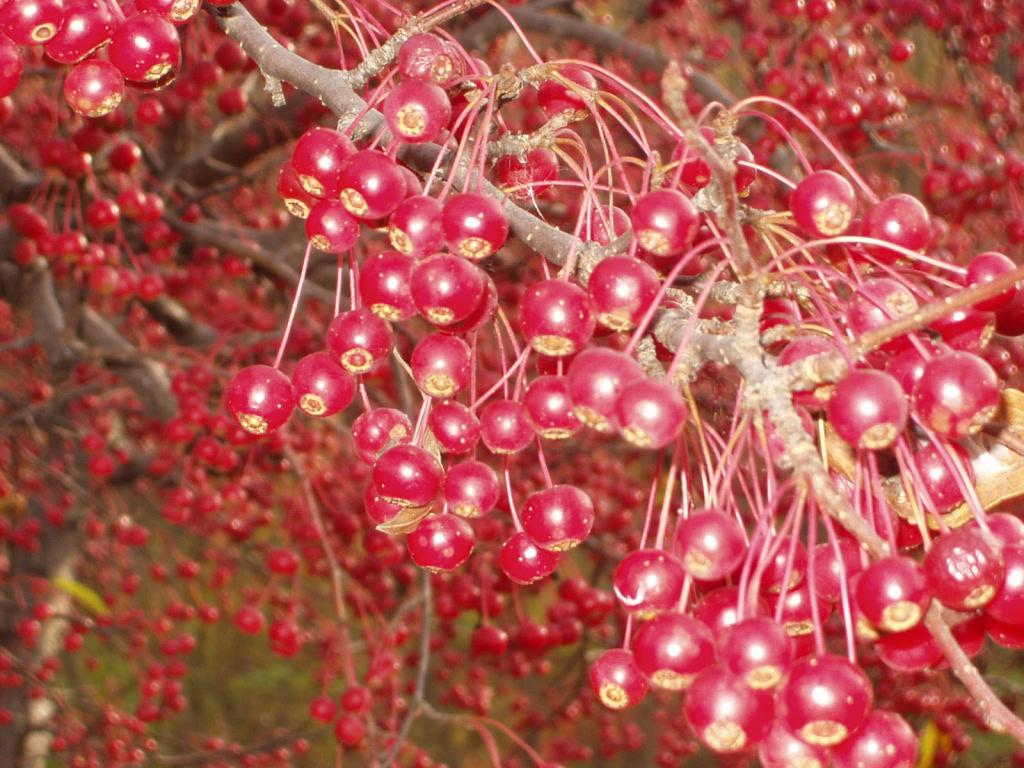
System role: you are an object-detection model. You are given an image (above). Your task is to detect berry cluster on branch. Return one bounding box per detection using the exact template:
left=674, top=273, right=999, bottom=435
left=4, top=0, right=1024, bottom=766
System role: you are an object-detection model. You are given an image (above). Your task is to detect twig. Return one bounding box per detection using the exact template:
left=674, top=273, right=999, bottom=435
left=383, top=569, right=432, bottom=765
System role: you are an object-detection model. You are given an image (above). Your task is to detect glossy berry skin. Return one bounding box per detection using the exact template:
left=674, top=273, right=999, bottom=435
left=499, top=531, right=560, bottom=584
left=372, top=444, right=443, bottom=508
left=440, top=269, right=495, bottom=331
left=776, top=655, right=873, bottom=746
left=758, top=721, right=829, bottom=768
left=85, top=198, right=120, bottom=231
left=410, top=253, right=487, bottom=327
left=911, top=352, right=1000, bottom=438
left=470, top=625, right=509, bottom=657
left=337, top=150, right=407, bottom=220
left=427, top=401, right=480, bottom=454
left=225, top=365, right=294, bottom=436
left=631, top=189, right=700, bottom=257
left=407, top=513, right=475, bottom=572
left=364, top=484, right=402, bottom=527
left=44, top=0, right=116, bottom=64
left=410, top=333, right=471, bottom=398
left=350, top=408, right=411, bottom=464
left=309, top=695, right=336, bottom=724
left=326, top=308, right=393, bottom=374
left=930, top=305, right=995, bottom=353
left=861, top=193, right=931, bottom=264
left=966, top=251, right=1018, bottom=311
left=615, top=377, right=688, bottom=449
left=872, top=621, right=943, bottom=672
left=587, top=255, right=661, bottom=332
left=135, top=0, right=200, bottom=23
left=846, top=277, right=918, bottom=344
left=523, top=375, right=581, bottom=439
left=63, top=59, right=123, bottom=117
left=810, top=538, right=863, bottom=602
left=631, top=612, right=715, bottom=690
left=589, top=649, right=647, bottom=710
left=233, top=605, right=265, bottom=635
left=831, top=710, right=919, bottom=768
left=674, top=508, right=747, bottom=581
left=671, top=127, right=714, bottom=189
left=683, top=667, right=773, bottom=754
left=520, top=484, right=595, bottom=552
left=291, top=127, right=356, bottom=199
left=306, top=199, right=361, bottom=253
left=921, top=528, right=999, bottom=614
left=915, top=440, right=973, bottom=515
left=789, top=170, right=857, bottom=238
left=384, top=79, right=451, bottom=144
left=768, top=582, right=833, bottom=642
left=479, top=399, right=534, bottom=455
left=827, top=369, right=907, bottom=450
left=360, top=250, right=416, bottom=321
left=108, top=12, right=180, bottom=83
left=611, top=549, right=686, bottom=618
left=538, top=65, right=597, bottom=117
left=494, top=148, right=559, bottom=200
left=441, top=193, right=508, bottom=260
left=1, top=0, right=65, bottom=44
left=984, top=544, right=1024, bottom=626
left=0, top=34, right=22, bottom=100
left=388, top=195, right=444, bottom=257
left=719, top=617, right=793, bottom=690
left=290, top=352, right=355, bottom=417
left=397, top=33, right=459, bottom=85
left=856, top=556, right=931, bottom=632
left=334, top=714, right=366, bottom=746
left=566, top=347, right=644, bottom=432
left=759, top=537, right=807, bottom=594
left=443, top=460, right=499, bottom=518
left=520, top=279, right=596, bottom=357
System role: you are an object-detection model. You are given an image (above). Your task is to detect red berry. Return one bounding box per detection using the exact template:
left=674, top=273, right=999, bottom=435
left=911, top=352, right=1000, bottom=438
left=410, top=333, right=472, bottom=398
left=337, top=150, right=407, bottom=220
left=589, top=648, right=647, bottom=710
left=407, top=513, right=475, bottom=572
left=630, top=189, right=700, bottom=257
left=225, top=365, right=294, bottom=435
left=384, top=79, right=451, bottom=144
left=520, top=484, right=594, bottom=552
left=777, top=655, right=873, bottom=746
left=632, top=612, right=715, bottom=690
left=108, top=12, right=180, bottom=83
left=683, top=666, right=773, bottom=753
left=831, top=710, right=918, bottom=768
left=789, top=170, right=857, bottom=238
left=443, top=460, right=499, bottom=518
left=827, top=370, right=907, bottom=450
left=674, top=508, right=747, bottom=581
left=479, top=399, right=534, bottom=455
left=290, top=352, right=355, bottom=417
left=410, top=252, right=487, bottom=327
left=388, top=195, right=444, bottom=258
left=520, top=279, right=595, bottom=357
left=427, top=401, right=481, bottom=454
left=326, top=308, right=393, bottom=374
left=857, top=556, right=931, bottom=633
left=499, top=531, right=560, bottom=584
left=441, top=193, right=508, bottom=260
left=612, top=549, right=686, bottom=617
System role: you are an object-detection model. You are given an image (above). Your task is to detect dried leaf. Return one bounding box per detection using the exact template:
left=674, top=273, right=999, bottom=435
left=53, top=577, right=109, bottom=616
